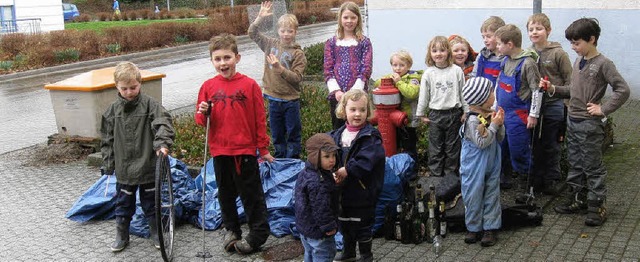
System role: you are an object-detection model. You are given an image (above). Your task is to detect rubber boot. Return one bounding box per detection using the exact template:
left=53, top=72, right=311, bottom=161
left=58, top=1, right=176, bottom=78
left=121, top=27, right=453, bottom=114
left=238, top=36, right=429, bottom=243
left=357, top=238, right=373, bottom=262
left=111, top=217, right=130, bottom=252
left=333, top=235, right=356, bottom=262
left=148, top=216, right=161, bottom=249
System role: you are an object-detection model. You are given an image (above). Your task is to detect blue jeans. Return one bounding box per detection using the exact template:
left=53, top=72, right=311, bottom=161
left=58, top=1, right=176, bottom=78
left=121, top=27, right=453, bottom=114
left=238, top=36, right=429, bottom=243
left=269, top=99, right=302, bottom=158
left=300, top=234, right=336, bottom=262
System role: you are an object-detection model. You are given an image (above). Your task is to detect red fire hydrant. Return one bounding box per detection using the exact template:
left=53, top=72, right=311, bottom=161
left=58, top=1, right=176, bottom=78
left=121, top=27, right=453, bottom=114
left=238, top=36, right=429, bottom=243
left=370, top=78, right=408, bottom=156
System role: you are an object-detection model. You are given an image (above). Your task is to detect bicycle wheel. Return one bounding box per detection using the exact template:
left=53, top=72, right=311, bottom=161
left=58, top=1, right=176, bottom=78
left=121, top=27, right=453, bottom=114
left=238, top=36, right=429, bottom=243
left=155, top=154, right=175, bottom=262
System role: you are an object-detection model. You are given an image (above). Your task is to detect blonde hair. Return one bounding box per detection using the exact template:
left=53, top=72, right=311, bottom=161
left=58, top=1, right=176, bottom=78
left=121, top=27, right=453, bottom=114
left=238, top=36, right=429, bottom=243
left=425, top=36, right=453, bottom=67
left=481, top=16, right=505, bottom=33
left=208, top=33, right=238, bottom=57
left=527, top=13, right=551, bottom=32
left=494, top=24, right=522, bottom=48
left=336, top=1, right=364, bottom=40
left=114, top=61, right=141, bottom=84
left=390, top=50, right=413, bottom=68
left=335, top=89, right=374, bottom=121
left=278, top=14, right=299, bottom=30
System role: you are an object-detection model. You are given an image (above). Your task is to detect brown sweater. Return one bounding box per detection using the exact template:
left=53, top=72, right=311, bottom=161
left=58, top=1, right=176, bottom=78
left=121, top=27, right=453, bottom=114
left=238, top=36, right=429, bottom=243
left=248, top=16, right=307, bottom=100
left=555, top=54, right=630, bottom=119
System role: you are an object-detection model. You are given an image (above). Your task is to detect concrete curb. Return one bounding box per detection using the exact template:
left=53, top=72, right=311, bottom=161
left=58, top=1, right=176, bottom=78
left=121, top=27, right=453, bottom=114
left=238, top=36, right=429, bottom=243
left=0, top=21, right=336, bottom=82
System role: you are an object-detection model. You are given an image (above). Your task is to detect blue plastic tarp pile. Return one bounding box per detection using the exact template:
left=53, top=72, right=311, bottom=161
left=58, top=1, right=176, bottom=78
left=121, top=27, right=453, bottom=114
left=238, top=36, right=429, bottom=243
left=66, top=154, right=414, bottom=239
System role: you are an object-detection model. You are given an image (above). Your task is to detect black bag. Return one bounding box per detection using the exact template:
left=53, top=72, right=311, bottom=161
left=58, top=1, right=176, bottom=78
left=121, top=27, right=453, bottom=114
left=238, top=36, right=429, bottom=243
left=435, top=173, right=461, bottom=203
left=501, top=204, right=543, bottom=229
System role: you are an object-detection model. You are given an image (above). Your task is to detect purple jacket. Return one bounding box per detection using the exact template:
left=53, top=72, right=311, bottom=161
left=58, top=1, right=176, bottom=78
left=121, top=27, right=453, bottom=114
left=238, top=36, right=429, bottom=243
left=323, top=36, right=373, bottom=92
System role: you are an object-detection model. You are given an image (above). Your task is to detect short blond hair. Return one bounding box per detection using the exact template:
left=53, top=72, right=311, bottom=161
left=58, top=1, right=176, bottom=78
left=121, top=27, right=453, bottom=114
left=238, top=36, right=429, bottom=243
left=425, top=36, right=453, bottom=67
left=114, top=61, right=141, bottom=84
left=527, top=13, right=551, bottom=31
left=495, top=24, right=522, bottom=48
left=390, top=50, right=413, bottom=68
left=481, top=16, right=505, bottom=33
left=335, top=89, right=373, bottom=121
left=278, top=14, right=299, bottom=30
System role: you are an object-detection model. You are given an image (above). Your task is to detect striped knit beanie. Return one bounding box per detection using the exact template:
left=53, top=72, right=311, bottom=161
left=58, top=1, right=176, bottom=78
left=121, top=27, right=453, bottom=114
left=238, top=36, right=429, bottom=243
left=463, top=77, right=493, bottom=106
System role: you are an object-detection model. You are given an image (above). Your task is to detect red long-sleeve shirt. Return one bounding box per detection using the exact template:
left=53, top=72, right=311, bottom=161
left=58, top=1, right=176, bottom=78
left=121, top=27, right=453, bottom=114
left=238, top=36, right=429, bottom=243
left=195, top=73, right=270, bottom=157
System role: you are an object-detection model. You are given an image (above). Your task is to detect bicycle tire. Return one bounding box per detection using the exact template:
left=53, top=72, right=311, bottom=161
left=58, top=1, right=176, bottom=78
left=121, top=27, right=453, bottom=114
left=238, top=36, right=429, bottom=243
left=155, top=154, right=175, bottom=262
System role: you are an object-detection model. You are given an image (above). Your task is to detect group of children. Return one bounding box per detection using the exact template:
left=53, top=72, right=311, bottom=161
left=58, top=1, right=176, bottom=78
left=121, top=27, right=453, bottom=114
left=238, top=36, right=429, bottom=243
left=99, top=0, right=630, bottom=260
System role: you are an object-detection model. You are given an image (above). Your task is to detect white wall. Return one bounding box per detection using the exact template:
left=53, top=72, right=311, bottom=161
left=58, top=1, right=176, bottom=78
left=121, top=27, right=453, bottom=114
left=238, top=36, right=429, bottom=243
left=367, top=0, right=640, bottom=98
left=13, top=0, right=64, bottom=32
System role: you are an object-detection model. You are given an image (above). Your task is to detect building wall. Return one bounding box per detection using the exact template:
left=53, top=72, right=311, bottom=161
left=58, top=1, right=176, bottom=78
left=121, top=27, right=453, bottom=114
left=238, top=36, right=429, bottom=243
left=12, top=0, right=63, bottom=33
left=367, top=0, right=639, bottom=98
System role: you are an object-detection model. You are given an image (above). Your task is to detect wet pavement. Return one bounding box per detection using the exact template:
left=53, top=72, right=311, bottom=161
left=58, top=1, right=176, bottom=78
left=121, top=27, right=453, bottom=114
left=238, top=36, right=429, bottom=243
left=0, top=100, right=639, bottom=261
left=0, top=22, right=336, bottom=155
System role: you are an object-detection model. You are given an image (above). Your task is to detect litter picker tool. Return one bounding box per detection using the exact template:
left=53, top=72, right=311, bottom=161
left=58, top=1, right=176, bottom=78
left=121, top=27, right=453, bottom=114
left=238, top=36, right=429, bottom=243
left=196, top=100, right=212, bottom=260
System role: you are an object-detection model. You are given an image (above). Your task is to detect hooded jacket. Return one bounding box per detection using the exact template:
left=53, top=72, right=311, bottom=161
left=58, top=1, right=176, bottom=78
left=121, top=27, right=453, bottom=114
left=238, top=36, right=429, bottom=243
left=531, top=41, right=572, bottom=104
left=101, top=93, right=174, bottom=185
left=329, top=123, right=386, bottom=209
left=248, top=16, right=307, bottom=101
left=294, top=133, right=339, bottom=239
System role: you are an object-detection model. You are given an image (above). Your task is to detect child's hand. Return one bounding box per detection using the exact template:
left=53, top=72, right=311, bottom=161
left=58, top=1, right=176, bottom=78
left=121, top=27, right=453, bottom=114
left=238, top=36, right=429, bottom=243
left=460, top=113, right=467, bottom=123
left=197, top=101, right=209, bottom=114
left=266, top=54, right=283, bottom=73
left=391, top=73, right=401, bottom=83
left=587, top=102, right=604, bottom=116
left=156, top=147, right=169, bottom=156
left=326, top=229, right=337, bottom=236
left=527, top=116, right=537, bottom=129
left=335, top=91, right=344, bottom=102
left=420, top=116, right=431, bottom=125
left=491, top=107, right=504, bottom=126
left=334, top=167, right=347, bottom=184
left=261, top=153, right=275, bottom=163
left=539, top=77, right=553, bottom=92
left=258, top=1, right=273, bottom=18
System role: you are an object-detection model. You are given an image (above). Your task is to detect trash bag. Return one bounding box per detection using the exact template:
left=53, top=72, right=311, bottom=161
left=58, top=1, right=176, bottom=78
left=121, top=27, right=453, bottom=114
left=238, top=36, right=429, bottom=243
left=65, top=174, right=117, bottom=222
left=373, top=153, right=415, bottom=234
left=261, top=159, right=305, bottom=237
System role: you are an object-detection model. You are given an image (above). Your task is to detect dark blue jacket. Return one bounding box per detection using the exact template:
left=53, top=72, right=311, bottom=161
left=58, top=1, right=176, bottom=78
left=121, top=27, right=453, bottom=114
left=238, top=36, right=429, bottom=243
left=294, top=161, right=339, bottom=239
left=329, top=123, right=386, bottom=209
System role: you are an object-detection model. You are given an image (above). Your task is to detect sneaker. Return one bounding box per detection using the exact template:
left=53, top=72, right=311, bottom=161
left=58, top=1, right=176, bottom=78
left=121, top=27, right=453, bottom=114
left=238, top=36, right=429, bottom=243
left=554, top=193, right=587, bottom=214
left=585, top=201, right=607, bottom=227
left=464, top=231, right=481, bottom=244
left=222, top=230, right=241, bottom=253
left=234, top=239, right=255, bottom=255
left=480, top=230, right=497, bottom=247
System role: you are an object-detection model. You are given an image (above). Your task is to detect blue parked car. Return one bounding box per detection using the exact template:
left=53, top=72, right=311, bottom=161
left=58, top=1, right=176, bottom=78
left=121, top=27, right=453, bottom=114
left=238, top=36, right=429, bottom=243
left=63, top=3, right=80, bottom=21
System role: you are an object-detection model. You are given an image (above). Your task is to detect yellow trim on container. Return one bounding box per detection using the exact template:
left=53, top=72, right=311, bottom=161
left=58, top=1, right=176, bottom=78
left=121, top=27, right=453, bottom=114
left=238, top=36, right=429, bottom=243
left=44, top=67, right=166, bottom=91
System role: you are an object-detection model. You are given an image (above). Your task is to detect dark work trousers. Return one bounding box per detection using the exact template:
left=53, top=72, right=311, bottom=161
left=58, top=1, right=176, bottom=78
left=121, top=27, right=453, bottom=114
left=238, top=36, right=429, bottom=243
left=397, top=126, right=418, bottom=161
left=566, top=118, right=607, bottom=202
left=338, top=206, right=375, bottom=248
left=214, top=155, right=270, bottom=248
left=532, top=100, right=565, bottom=189
left=500, top=137, right=514, bottom=186
left=329, top=97, right=346, bottom=130
left=115, top=182, right=156, bottom=222
left=427, top=108, right=463, bottom=177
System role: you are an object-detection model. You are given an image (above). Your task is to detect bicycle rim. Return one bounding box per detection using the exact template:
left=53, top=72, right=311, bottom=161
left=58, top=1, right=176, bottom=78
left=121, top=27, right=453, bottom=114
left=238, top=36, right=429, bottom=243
left=155, top=155, right=175, bottom=262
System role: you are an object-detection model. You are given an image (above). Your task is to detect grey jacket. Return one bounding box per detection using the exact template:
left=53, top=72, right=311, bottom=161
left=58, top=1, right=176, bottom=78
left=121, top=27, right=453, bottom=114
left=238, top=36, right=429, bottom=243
left=101, top=93, right=174, bottom=185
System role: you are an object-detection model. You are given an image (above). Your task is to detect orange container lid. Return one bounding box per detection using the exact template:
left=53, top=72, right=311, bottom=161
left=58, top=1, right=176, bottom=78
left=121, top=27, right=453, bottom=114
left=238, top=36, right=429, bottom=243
left=44, top=67, right=166, bottom=91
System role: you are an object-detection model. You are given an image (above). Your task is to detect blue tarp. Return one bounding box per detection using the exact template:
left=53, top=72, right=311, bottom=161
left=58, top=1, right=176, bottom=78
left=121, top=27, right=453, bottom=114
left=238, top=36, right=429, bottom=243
left=67, top=155, right=414, bottom=240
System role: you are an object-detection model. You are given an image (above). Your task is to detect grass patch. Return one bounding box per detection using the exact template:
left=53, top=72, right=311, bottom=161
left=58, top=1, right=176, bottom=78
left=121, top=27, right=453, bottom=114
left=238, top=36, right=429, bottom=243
left=65, top=18, right=207, bottom=34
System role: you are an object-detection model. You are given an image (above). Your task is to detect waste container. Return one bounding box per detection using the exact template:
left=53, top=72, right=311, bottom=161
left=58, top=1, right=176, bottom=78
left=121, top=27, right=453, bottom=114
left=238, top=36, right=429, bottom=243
left=44, top=67, right=165, bottom=138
